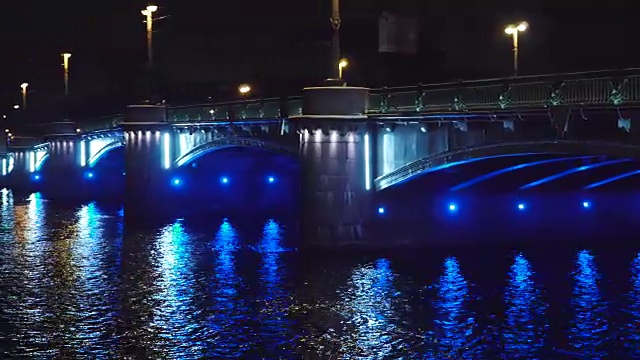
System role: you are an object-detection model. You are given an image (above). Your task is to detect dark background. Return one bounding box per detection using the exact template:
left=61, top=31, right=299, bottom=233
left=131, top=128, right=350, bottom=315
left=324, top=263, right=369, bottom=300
left=0, top=0, right=637, bottom=119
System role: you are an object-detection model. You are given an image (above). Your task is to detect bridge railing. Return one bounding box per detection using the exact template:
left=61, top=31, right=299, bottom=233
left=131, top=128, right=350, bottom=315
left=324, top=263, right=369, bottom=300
left=367, top=68, right=640, bottom=114
left=10, top=69, right=640, bottom=138
left=167, top=96, right=303, bottom=122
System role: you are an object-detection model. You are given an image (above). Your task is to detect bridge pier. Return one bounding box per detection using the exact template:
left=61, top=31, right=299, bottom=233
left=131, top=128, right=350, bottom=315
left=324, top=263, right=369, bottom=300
left=122, top=105, right=173, bottom=219
left=292, top=86, right=380, bottom=247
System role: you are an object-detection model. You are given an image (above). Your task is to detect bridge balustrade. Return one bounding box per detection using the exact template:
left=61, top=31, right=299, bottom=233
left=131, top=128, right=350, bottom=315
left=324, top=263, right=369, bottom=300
left=7, top=69, right=640, bottom=138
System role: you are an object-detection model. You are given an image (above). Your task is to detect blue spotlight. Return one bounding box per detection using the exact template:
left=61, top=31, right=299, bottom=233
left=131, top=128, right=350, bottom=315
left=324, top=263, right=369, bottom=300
left=171, top=177, right=182, bottom=186
left=448, top=202, right=458, bottom=212
left=220, top=176, right=229, bottom=184
left=85, top=171, right=94, bottom=179
left=377, top=206, right=385, bottom=214
left=582, top=201, right=591, bottom=209
left=517, top=203, right=526, bottom=211
left=267, top=176, right=276, bottom=183
left=32, top=174, right=40, bottom=181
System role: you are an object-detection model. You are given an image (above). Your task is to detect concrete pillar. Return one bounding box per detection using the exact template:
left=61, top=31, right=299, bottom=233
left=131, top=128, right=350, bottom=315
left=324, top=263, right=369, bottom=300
left=293, top=86, right=377, bottom=247
left=123, top=105, right=170, bottom=219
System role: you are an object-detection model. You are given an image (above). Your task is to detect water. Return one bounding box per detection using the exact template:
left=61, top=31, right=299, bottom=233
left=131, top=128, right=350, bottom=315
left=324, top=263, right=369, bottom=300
left=1, top=189, right=639, bottom=358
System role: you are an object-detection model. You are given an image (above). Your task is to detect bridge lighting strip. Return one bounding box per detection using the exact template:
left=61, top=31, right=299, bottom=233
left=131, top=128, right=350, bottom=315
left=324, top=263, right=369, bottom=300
left=584, top=170, right=640, bottom=189
left=28, top=151, right=36, bottom=173
left=80, top=140, right=86, bottom=167
left=163, top=133, right=171, bottom=169
left=364, top=133, right=371, bottom=190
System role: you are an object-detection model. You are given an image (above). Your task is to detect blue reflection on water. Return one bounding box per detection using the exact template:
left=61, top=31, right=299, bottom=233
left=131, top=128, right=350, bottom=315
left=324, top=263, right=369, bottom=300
left=503, top=253, right=547, bottom=358
left=151, top=220, right=205, bottom=357
left=207, top=219, right=251, bottom=357
left=339, top=258, right=402, bottom=358
left=255, top=219, right=292, bottom=355
left=71, top=202, right=118, bottom=355
left=568, top=250, right=609, bottom=358
left=623, top=252, right=640, bottom=357
left=431, top=257, right=479, bottom=359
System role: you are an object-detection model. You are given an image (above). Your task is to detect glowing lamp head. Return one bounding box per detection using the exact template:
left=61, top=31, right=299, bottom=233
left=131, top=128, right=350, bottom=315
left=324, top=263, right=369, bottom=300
left=517, top=22, right=528, bottom=32
left=338, top=58, right=348, bottom=69
left=582, top=201, right=591, bottom=208
left=220, top=176, right=229, bottom=184
left=142, top=5, right=157, bottom=15
left=238, top=84, right=251, bottom=95
left=377, top=207, right=385, bottom=214
left=267, top=176, right=275, bottom=183
left=33, top=174, right=40, bottom=181
left=505, top=21, right=528, bottom=34
left=171, top=177, right=181, bottom=186
left=13, top=105, right=19, bottom=110
left=85, top=171, right=94, bottom=179
left=62, top=53, right=72, bottom=60
left=448, top=203, right=458, bottom=212
left=517, top=203, right=525, bottom=210
left=20, top=83, right=28, bottom=90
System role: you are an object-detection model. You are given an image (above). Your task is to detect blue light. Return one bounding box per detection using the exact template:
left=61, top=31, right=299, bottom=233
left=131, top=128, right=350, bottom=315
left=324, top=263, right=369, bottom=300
left=377, top=207, right=385, bottom=214
left=520, top=159, right=630, bottom=189
left=220, top=176, right=229, bottom=184
left=517, top=203, right=526, bottom=211
left=171, top=177, right=182, bottom=186
left=85, top=171, right=94, bottom=179
left=582, top=201, right=591, bottom=209
left=32, top=174, right=40, bottom=181
left=122, top=172, right=126, bottom=176
left=448, top=203, right=458, bottom=212
left=267, top=176, right=276, bottom=183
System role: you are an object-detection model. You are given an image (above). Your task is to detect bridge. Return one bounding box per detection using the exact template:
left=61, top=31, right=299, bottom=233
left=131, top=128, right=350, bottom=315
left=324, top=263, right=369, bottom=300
left=1, top=69, right=639, bottom=246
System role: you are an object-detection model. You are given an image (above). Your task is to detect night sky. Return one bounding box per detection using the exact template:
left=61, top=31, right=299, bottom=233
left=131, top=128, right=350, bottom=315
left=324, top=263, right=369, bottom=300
left=0, top=0, right=637, bottom=116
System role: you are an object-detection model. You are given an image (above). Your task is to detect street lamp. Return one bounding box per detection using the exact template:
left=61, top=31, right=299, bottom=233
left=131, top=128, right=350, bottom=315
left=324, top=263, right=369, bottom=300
left=338, top=58, right=348, bottom=79
left=20, top=83, right=29, bottom=110
left=62, top=53, right=72, bottom=95
left=330, top=0, right=342, bottom=78
left=238, top=84, right=251, bottom=96
left=141, top=5, right=158, bottom=67
left=504, top=21, right=528, bottom=76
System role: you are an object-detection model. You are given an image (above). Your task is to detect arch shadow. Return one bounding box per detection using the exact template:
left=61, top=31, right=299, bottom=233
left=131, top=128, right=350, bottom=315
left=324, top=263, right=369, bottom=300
left=175, top=137, right=298, bottom=168
left=375, top=140, right=640, bottom=191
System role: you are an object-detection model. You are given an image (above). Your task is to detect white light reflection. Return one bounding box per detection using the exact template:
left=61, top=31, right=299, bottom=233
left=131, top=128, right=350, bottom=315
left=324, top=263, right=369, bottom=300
left=568, top=250, right=610, bottom=358
left=151, top=220, right=203, bottom=357
left=364, top=133, right=371, bottom=190
left=338, top=259, right=403, bottom=357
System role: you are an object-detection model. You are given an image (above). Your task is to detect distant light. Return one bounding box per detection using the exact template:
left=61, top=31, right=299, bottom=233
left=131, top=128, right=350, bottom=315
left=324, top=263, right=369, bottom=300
left=33, top=174, right=40, bottom=181
left=13, top=105, right=19, bottom=109
left=171, top=177, right=181, bottom=186
left=267, top=176, right=275, bottom=183
left=378, top=207, right=385, bottom=214
left=85, top=171, right=94, bottom=179
left=122, top=172, right=126, bottom=176
left=220, top=176, right=229, bottom=184
left=75, top=128, right=81, bottom=133
left=420, top=126, right=427, bottom=133
left=4, top=129, right=8, bottom=133
left=238, top=84, right=251, bottom=95
left=582, top=201, right=591, bottom=208
left=448, top=203, right=458, bottom=212
left=517, top=203, right=526, bottom=210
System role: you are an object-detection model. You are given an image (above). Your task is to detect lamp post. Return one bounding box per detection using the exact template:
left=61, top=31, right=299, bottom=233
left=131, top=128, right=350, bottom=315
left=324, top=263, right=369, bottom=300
left=141, top=5, right=158, bottom=67
left=330, top=0, right=342, bottom=78
left=20, top=83, right=29, bottom=110
left=62, top=53, right=72, bottom=95
left=504, top=21, right=528, bottom=76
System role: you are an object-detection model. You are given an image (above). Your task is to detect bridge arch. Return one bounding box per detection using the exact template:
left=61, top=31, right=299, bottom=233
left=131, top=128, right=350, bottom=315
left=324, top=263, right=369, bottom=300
left=87, top=140, right=124, bottom=168
left=375, top=140, right=640, bottom=191
left=174, top=137, right=298, bottom=168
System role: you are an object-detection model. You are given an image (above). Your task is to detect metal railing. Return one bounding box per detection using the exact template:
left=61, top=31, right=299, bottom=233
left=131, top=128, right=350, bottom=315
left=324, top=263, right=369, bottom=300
left=12, top=69, right=640, bottom=135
